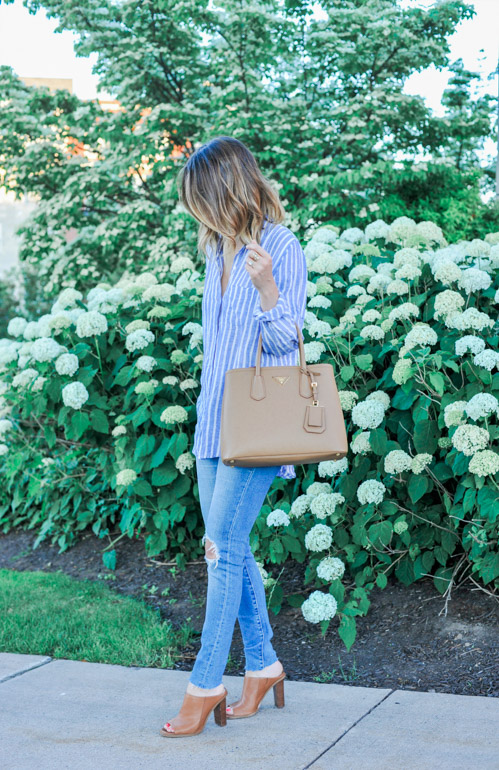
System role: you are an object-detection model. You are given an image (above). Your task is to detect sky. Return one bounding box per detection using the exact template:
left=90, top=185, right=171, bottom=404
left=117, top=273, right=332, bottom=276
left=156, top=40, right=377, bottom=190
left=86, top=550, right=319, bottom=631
left=0, top=0, right=497, bottom=120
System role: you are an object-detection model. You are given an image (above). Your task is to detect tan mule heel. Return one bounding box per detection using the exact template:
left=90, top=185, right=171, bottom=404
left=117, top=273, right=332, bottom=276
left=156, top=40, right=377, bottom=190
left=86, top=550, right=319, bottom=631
left=226, top=671, right=286, bottom=719
left=160, top=687, right=228, bottom=737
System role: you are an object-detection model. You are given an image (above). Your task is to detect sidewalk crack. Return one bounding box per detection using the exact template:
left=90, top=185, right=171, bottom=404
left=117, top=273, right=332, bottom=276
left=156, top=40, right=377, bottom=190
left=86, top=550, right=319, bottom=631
left=0, top=657, right=53, bottom=684
left=302, top=688, right=396, bottom=769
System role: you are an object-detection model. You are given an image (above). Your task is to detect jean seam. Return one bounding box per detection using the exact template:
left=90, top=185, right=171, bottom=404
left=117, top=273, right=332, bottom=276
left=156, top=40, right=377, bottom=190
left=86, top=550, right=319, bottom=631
left=197, top=467, right=257, bottom=687
left=244, top=557, right=265, bottom=669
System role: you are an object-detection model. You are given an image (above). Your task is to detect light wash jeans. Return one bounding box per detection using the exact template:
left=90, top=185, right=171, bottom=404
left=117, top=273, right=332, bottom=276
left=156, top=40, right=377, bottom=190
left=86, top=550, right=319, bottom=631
left=189, top=457, right=281, bottom=689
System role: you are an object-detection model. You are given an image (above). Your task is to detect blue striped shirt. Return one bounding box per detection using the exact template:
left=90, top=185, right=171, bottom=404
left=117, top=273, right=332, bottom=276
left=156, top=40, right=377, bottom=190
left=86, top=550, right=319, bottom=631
left=192, top=218, right=308, bottom=480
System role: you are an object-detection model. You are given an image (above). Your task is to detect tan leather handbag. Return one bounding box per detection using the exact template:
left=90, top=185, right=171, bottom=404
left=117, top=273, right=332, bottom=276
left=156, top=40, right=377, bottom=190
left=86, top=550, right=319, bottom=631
left=220, top=323, right=348, bottom=468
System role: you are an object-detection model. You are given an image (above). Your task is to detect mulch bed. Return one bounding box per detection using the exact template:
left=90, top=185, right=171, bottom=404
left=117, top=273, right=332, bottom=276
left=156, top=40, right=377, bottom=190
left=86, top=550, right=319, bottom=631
left=1, top=529, right=498, bottom=697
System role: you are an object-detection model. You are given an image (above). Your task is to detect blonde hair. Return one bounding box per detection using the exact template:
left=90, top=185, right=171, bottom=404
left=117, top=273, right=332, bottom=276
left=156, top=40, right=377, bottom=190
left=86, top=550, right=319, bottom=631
left=177, top=135, right=285, bottom=261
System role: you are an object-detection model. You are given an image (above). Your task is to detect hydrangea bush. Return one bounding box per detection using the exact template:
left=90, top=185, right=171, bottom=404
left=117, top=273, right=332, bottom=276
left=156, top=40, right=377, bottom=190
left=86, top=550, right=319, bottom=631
left=1, top=215, right=498, bottom=649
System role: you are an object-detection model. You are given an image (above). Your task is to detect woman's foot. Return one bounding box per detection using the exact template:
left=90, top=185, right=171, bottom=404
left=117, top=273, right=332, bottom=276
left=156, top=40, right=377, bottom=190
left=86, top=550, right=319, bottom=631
left=226, top=660, right=283, bottom=716
left=163, top=682, right=226, bottom=733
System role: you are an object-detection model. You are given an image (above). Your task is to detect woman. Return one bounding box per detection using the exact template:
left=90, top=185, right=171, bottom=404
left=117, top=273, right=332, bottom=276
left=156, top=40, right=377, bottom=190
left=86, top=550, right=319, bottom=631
left=160, top=136, right=307, bottom=737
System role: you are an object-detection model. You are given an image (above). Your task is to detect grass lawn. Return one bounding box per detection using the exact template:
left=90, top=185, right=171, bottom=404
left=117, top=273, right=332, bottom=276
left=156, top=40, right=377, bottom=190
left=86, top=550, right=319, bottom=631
left=0, top=568, right=194, bottom=668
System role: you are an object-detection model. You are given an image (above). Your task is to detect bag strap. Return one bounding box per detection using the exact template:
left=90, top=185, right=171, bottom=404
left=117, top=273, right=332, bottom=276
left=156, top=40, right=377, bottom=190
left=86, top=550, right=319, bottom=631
left=252, top=323, right=316, bottom=401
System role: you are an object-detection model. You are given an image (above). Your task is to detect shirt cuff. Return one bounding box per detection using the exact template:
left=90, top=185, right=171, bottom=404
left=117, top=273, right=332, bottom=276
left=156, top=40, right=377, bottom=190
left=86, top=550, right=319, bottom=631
left=253, top=293, right=286, bottom=322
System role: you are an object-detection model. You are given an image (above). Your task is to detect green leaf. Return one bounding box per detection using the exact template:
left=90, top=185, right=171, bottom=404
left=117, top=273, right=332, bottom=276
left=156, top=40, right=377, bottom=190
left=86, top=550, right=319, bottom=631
left=428, top=371, right=445, bottom=395
left=355, top=354, right=373, bottom=371
left=376, top=572, right=388, bottom=589
left=413, top=420, right=439, bottom=453
left=151, top=462, right=178, bottom=487
left=90, top=409, right=109, bottom=434
left=408, top=474, right=429, bottom=503
left=477, top=487, right=499, bottom=522
left=479, top=552, right=499, bottom=584
left=340, top=365, right=355, bottom=382
left=370, top=428, right=388, bottom=455
left=338, top=615, right=356, bottom=651
left=433, top=567, right=453, bottom=595
left=286, top=593, right=305, bottom=608
left=133, top=479, right=154, bottom=497
left=392, top=387, right=418, bottom=410
left=150, top=437, right=173, bottom=469
left=70, top=411, right=90, bottom=440
left=134, top=433, right=156, bottom=461
left=395, top=558, right=415, bottom=586
left=102, top=549, right=116, bottom=570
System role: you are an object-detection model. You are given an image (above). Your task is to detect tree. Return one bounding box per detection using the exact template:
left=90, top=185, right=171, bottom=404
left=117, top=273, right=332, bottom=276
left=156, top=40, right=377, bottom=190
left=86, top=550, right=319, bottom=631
left=0, top=0, right=497, bottom=299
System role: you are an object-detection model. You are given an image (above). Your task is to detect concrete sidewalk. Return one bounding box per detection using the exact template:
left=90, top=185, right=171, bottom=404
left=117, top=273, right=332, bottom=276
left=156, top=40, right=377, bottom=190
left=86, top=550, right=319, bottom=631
left=1, top=653, right=498, bottom=770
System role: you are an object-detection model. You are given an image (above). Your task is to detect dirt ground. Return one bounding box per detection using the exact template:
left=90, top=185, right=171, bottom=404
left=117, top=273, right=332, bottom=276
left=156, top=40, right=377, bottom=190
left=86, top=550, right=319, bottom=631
left=1, top=529, right=498, bottom=697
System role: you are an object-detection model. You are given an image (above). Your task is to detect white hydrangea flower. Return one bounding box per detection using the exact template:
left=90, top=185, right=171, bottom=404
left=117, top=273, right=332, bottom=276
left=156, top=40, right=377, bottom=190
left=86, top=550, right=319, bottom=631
left=451, top=424, right=489, bottom=456
left=76, top=311, right=108, bottom=338
left=444, top=401, right=468, bottom=428
left=267, top=509, right=291, bottom=527
left=389, top=303, right=420, bottom=321
left=317, top=556, right=346, bottom=582
left=179, top=378, right=198, bottom=391
left=395, top=264, right=421, bottom=281
left=176, top=452, right=195, bottom=474
left=393, top=247, right=421, bottom=269
left=415, top=221, right=445, bottom=245
left=394, top=520, right=409, bottom=534
left=308, top=319, right=333, bottom=338
left=349, top=265, right=376, bottom=283
left=31, top=376, right=46, bottom=392
left=289, top=494, right=310, bottom=519
left=0, top=443, right=8, bottom=456
left=341, top=227, right=366, bottom=244
left=304, top=341, right=326, bottom=363
left=404, top=323, right=438, bottom=351
left=411, top=454, right=433, bottom=474
left=126, top=328, right=155, bottom=352
left=61, top=382, right=89, bottom=410
left=388, top=216, right=417, bottom=244
left=31, top=337, right=64, bottom=362
left=458, top=267, right=492, bottom=294
left=465, top=394, right=499, bottom=421
left=352, top=399, right=385, bottom=429
left=0, top=418, right=13, bottom=436
left=367, top=273, right=392, bottom=294
left=301, top=590, right=338, bottom=623
left=116, top=469, right=137, bottom=485
left=125, top=320, right=151, bottom=333
left=365, top=219, right=390, bottom=241
left=455, top=336, right=485, bottom=356
left=346, top=285, right=367, bottom=298
left=357, top=479, right=386, bottom=505
left=134, top=380, right=158, bottom=396
left=304, top=523, right=333, bottom=552
left=22, top=321, right=40, bottom=340
left=312, top=226, right=339, bottom=244
left=308, top=294, right=332, bottom=309
left=433, top=290, right=465, bottom=320
left=310, top=493, right=345, bottom=519
left=55, top=353, right=79, bottom=377
left=351, top=431, right=372, bottom=454
left=170, top=256, right=195, bottom=273
left=366, top=391, right=391, bottom=410
left=387, top=279, right=409, bottom=296
left=160, top=405, right=188, bottom=425
left=360, top=325, right=385, bottom=341
left=468, top=450, right=499, bottom=477
left=162, top=375, right=179, bottom=386
left=136, top=355, right=157, bottom=372
left=392, top=359, right=413, bottom=385
left=56, top=288, right=84, bottom=309
left=384, top=450, right=412, bottom=474
left=142, top=283, right=175, bottom=302
left=306, top=481, right=333, bottom=497
left=317, top=458, right=348, bottom=477
left=433, top=261, right=462, bottom=285
left=7, top=317, right=28, bottom=338
left=112, top=425, right=127, bottom=437
left=362, top=309, right=382, bottom=323
left=338, top=391, right=358, bottom=411
left=446, top=308, right=493, bottom=332
left=473, top=350, right=499, bottom=371
left=12, top=368, right=39, bottom=388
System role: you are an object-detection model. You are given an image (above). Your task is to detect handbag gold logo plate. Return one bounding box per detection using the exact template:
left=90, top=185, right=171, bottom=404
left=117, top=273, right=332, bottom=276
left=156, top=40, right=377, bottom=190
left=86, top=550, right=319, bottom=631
left=272, top=376, right=290, bottom=385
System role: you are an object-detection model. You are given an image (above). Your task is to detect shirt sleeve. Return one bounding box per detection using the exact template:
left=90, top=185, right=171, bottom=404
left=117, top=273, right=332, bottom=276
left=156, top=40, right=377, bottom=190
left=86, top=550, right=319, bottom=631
left=252, top=236, right=308, bottom=357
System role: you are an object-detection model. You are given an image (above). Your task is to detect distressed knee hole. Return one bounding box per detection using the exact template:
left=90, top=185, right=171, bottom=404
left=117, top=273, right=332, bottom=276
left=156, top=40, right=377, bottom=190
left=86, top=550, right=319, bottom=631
left=202, top=534, right=220, bottom=568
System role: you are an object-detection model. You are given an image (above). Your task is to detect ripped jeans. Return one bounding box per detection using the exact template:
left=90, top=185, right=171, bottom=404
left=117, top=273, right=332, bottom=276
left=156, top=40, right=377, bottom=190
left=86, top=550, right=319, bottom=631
left=189, top=457, right=282, bottom=689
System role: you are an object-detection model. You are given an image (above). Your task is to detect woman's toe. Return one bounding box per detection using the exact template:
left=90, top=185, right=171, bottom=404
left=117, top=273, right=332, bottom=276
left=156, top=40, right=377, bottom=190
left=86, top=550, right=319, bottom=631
left=164, top=722, right=175, bottom=732
left=226, top=706, right=233, bottom=714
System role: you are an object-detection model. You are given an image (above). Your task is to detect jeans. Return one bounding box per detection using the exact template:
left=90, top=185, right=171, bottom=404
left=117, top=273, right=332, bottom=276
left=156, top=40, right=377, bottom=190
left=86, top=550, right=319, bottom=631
left=189, top=457, right=282, bottom=689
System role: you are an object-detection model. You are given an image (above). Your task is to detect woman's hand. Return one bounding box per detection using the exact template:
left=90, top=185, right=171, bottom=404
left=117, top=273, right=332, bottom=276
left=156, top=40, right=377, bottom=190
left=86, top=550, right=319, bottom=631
left=245, top=240, right=280, bottom=311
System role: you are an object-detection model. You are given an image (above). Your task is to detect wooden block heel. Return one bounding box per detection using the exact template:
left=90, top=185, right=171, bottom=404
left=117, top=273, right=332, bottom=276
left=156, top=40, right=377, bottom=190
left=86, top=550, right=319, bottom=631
left=214, top=696, right=227, bottom=726
left=226, top=671, right=287, bottom=719
left=273, top=677, right=285, bottom=708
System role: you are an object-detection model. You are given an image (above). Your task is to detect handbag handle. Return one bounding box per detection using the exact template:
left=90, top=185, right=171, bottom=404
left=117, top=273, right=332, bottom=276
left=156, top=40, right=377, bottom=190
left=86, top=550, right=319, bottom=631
left=251, top=322, right=318, bottom=401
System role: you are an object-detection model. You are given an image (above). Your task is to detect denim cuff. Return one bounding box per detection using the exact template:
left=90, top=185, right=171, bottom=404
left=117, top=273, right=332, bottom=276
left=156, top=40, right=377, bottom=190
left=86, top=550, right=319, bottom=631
left=253, top=293, right=286, bottom=322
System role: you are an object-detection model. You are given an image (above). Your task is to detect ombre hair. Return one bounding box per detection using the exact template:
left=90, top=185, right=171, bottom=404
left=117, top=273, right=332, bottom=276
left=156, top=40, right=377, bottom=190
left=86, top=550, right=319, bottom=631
left=177, top=136, right=285, bottom=261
